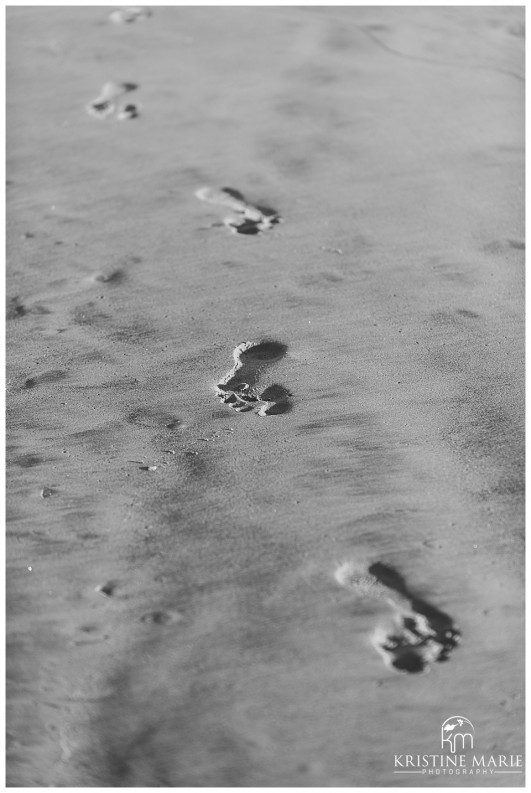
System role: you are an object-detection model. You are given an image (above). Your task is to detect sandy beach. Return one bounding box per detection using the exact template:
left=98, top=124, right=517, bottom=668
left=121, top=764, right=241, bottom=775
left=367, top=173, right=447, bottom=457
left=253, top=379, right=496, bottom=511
left=6, top=6, right=524, bottom=787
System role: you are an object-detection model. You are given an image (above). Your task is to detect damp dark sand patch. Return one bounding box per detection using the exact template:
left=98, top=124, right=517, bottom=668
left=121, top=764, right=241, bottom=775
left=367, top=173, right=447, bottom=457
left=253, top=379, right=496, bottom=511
left=24, top=370, right=68, bottom=390
left=10, top=454, right=44, bottom=469
left=7, top=297, right=52, bottom=319
left=7, top=297, right=26, bottom=319
left=216, top=341, right=291, bottom=415
left=125, top=408, right=182, bottom=430
left=335, top=561, right=460, bottom=674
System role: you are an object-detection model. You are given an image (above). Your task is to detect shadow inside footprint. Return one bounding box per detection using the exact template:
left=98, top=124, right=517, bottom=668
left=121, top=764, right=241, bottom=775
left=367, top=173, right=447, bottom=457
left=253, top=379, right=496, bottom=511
left=239, top=341, right=288, bottom=363
left=368, top=562, right=409, bottom=594
left=368, top=562, right=460, bottom=650
left=196, top=185, right=281, bottom=235
left=220, top=186, right=246, bottom=202
left=258, top=384, right=292, bottom=415
left=219, top=341, right=287, bottom=392
left=217, top=340, right=290, bottom=415
left=227, top=219, right=262, bottom=235
left=380, top=641, right=428, bottom=674
left=95, top=269, right=126, bottom=285
left=368, top=562, right=460, bottom=674
left=392, top=652, right=426, bottom=674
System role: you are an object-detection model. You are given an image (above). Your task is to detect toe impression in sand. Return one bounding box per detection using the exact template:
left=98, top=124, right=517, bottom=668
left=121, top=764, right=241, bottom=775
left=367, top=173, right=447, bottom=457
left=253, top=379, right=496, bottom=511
left=86, top=82, right=140, bottom=120
left=216, top=341, right=291, bottom=415
left=108, top=7, right=151, bottom=24
left=335, top=561, right=460, bottom=674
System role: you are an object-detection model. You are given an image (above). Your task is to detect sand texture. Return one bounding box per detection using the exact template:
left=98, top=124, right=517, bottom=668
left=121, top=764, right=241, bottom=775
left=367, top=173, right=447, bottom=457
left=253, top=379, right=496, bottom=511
left=6, top=6, right=524, bottom=787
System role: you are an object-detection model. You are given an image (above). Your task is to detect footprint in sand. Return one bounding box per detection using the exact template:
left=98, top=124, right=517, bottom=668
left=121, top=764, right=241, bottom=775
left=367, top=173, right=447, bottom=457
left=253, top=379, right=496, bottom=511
left=108, top=6, right=151, bottom=24
left=140, top=610, right=182, bottom=626
left=86, top=82, right=140, bottom=121
left=335, top=561, right=460, bottom=674
left=195, top=186, right=281, bottom=235
left=95, top=581, right=117, bottom=597
left=216, top=341, right=291, bottom=415
left=116, top=103, right=140, bottom=120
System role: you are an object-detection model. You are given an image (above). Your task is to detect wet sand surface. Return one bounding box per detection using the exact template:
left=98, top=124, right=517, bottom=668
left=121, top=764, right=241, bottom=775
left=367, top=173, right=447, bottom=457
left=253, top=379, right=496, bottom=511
left=6, top=6, right=524, bottom=787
